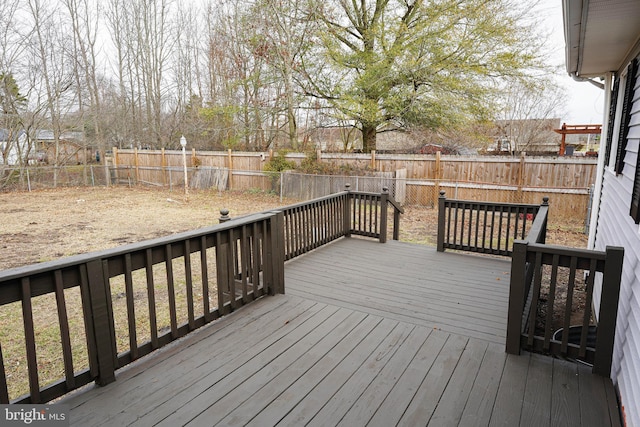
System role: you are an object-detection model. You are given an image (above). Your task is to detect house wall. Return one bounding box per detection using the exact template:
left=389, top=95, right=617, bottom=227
left=594, top=57, right=640, bottom=427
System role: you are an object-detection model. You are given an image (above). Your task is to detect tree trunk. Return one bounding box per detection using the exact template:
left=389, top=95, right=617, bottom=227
left=362, top=124, right=377, bottom=153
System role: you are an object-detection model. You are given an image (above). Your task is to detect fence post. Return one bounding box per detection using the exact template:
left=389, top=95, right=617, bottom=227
left=593, top=245, right=624, bottom=376
left=134, top=147, right=140, bottom=184
left=434, top=151, right=442, bottom=204
left=380, top=187, right=389, bottom=243
left=344, top=184, right=352, bottom=237
left=227, top=149, right=233, bottom=190
left=84, top=259, right=117, bottom=386
left=517, top=152, right=525, bottom=203
left=161, top=148, right=167, bottom=187
left=437, top=191, right=446, bottom=252
left=506, top=240, right=528, bottom=355
left=112, top=147, right=119, bottom=185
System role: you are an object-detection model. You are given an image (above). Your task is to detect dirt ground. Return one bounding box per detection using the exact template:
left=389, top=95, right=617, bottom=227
left=0, top=186, right=587, bottom=271
left=0, top=187, right=296, bottom=270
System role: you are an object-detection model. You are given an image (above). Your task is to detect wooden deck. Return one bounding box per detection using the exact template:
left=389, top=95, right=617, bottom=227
left=60, top=238, right=621, bottom=426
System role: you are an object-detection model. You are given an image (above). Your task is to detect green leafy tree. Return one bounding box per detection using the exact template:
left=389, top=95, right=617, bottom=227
left=303, top=0, right=547, bottom=152
left=0, top=72, right=26, bottom=115
left=0, top=72, right=27, bottom=165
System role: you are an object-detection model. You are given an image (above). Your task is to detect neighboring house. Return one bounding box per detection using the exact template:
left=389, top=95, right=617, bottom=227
left=307, top=126, right=362, bottom=152
left=34, top=130, right=92, bottom=164
left=0, top=129, right=30, bottom=165
left=493, top=118, right=562, bottom=154
left=564, top=2, right=640, bottom=425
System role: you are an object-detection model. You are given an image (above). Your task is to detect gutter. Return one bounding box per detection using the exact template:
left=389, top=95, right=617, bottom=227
left=570, top=73, right=605, bottom=90
left=564, top=0, right=604, bottom=89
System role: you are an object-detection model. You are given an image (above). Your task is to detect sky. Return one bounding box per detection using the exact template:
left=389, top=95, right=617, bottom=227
left=541, top=0, right=605, bottom=124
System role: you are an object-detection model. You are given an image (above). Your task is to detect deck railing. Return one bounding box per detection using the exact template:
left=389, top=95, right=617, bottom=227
left=0, top=186, right=401, bottom=404
left=506, top=211, right=624, bottom=376
left=0, top=211, right=285, bottom=404
left=437, top=191, right=546, bottom=256
left=279, top=185, right=403, bottom=260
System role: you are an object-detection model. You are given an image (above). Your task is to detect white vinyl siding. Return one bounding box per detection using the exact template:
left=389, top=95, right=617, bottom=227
left=594, top=57, right=640, bottom=427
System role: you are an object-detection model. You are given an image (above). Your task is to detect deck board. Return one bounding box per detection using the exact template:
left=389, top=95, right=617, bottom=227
left=285, top=238, right=510, bottom=344
left=521, top=355, right=553, bottom=427
left=459, top=343, right=507, bottom=426
left=58, top=238, right=622, bottom=426
left=365, top=329, right=449, bottom=426
left=551, top=358, right=581, bottom=427
left=489, top=353, right=530, bottom=426
left=428, top=337, right=488, bottom=426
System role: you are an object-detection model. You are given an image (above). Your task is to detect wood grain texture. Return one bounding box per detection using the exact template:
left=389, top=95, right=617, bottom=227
left=59, top=239, right=621, bottom=426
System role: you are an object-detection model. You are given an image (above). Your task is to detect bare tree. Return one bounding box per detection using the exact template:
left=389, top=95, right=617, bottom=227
left=248, top=0, right=319, bottom=149
left=496, top=78, right=567, bottom=154
left=205, top=1, right=269, bottom=150
left=105, top=0, right=177, bottom=149
left=60, top=0, right=106, bottom=184
left=26, top=0, right=75, bottom=186
left=0, top=1, right=28, bottom=172
left=169, top=2, right=207, bottom=148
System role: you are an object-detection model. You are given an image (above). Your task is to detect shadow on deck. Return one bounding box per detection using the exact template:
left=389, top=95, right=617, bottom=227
left=61, top=239, right=620, bottom=426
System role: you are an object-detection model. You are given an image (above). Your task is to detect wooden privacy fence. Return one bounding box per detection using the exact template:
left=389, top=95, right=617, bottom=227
left=110, top=149, right=595, bottom=221
left=111, top=148, right=597, bottom=189
left=0, top=187, right=402, bottom=404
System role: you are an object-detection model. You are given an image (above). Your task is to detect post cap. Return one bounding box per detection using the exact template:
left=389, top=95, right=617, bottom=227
left=219, top=208, right=230, bottom=223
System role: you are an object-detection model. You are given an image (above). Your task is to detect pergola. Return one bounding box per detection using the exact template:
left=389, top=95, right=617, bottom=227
left=554, top=123, right=602, bottom=156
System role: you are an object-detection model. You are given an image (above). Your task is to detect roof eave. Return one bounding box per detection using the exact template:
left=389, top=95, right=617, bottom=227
left=562, top=0, right=584, bottom=77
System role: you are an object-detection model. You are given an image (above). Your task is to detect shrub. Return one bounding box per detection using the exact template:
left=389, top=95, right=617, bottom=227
left=263, top=151, right=296, bottom=172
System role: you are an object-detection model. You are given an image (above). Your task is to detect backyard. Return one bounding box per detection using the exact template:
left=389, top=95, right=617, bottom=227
left=0, top=186, right=587, bottom=271
left=0, top=186, right=588, bottom=401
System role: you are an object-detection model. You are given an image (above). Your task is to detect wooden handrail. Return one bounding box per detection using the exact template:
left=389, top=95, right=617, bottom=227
left=0, top=187, right=400, bottom=404
left=523, top=198, right=549, bottom=244
left=506, top=240, right=623, bottom=376
left=437, top=191, right=544, bottom=256
left=0, top=211, right=284, bottom=404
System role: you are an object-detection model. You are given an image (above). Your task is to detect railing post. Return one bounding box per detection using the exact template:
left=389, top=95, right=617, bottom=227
left=219, top=208, right=231, bottom=223
left=84, top=259, right=117, bottom=386
left=266, top=211, right=286, bottom=295
left=393, top=207, right=400, bottom=241
left=344, top=184, right=351, bottom=237
left=593, top=245, right=624, bottom=376
left=540, top=197, right=549, bottom=244
left=0, top=342, right=8, bottom=403
left=437, top=191, right=446, bottom=252
left=380, top=187, right=389, bottom=243
left=506, top=240, right=528, bottom=355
